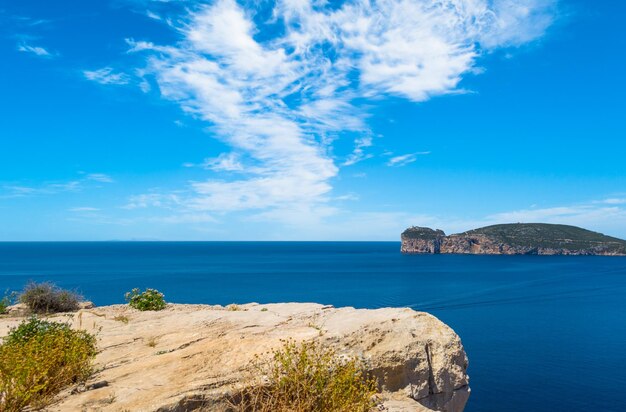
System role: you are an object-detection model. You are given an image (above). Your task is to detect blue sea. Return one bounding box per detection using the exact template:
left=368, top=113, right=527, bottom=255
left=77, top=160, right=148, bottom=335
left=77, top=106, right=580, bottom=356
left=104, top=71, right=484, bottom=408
left=1, top=242, right=626, bottom=411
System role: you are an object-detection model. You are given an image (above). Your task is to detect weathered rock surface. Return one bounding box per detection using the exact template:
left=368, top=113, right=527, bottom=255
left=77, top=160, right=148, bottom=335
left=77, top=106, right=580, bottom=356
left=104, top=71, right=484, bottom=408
left=0, top=303, right=470, bottom=412
left=3, top=300, right=95, bottom=317
left=4, top=303, right=29, bottom=317
left=402, top=223, right=626, bottom=255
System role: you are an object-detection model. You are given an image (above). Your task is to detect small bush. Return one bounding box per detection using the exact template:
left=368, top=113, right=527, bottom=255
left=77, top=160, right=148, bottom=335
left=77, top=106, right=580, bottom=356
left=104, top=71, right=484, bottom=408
left=0, top=291, right=16, bottom=314
left=235, top=340, right=378, bottom=412
left=125, top=288, right=166, bottom=311
left=0, top=317, right=97, bottom=411
left=19, top=282, right=81, bottom=314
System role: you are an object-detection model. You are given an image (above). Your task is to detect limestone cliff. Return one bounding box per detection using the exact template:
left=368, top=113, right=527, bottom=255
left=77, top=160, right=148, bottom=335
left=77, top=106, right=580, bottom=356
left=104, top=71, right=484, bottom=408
left=402, top=223, right=626, bottom=255
left=0, top=303, right=470, bottom=412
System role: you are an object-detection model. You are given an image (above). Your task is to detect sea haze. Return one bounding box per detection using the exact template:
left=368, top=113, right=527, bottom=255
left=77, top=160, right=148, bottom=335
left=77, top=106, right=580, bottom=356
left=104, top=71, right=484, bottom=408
left=1, top=241, right=626, bottom=411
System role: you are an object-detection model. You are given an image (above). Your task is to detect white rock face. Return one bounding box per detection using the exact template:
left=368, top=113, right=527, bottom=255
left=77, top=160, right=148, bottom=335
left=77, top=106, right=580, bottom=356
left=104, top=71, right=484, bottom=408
left=4, top=303, right=29, bottom=317
left=0, top=303, right=469, bottom=412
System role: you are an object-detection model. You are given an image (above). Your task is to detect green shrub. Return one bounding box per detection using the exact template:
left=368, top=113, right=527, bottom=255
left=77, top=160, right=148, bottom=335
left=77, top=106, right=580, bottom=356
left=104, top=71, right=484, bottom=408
left=19, top=282, right=81, bottom=314
left=235, top=340, right=378, bottom=412
left=0, top=317, right=97, bottom=411
left=125, top=288, right=166, bottom=311
left=0, top=291, right=16, bottom=314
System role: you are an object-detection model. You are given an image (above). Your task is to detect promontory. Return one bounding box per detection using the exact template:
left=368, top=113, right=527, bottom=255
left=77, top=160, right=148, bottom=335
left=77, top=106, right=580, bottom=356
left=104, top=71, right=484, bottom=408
left=401, top=223, right=626, bottom=255
left=1, top=302, right=470, bottom=412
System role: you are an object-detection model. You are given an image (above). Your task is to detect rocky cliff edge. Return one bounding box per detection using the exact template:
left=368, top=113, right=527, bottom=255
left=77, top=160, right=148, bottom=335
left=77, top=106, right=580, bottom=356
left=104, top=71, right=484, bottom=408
left=0, top=303, right=470, bottom=412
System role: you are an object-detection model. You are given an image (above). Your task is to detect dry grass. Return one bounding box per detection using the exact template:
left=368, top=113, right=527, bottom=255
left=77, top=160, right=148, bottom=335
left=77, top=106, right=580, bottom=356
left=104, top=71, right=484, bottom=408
left=19, top=282, right=81, bottom=314
left=103, top=393, right=117, bottom=404
left=145, top=336, right=159, bottom=348
left=113, top=315, right=129, bottom=324
left=0, top=317, right=97, bottom=411
left=233, top=339, right=378, bottom=412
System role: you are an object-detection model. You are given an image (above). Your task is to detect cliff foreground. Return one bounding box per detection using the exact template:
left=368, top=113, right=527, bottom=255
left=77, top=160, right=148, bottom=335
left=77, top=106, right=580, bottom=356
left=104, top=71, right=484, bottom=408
left=401, top=223, right=626, bottom=255
left=0, top=303, right=469, bottom=412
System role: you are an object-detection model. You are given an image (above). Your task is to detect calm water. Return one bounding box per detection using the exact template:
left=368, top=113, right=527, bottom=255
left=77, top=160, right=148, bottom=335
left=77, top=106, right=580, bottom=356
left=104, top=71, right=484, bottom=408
left=1, top=242, right=626, bottom=411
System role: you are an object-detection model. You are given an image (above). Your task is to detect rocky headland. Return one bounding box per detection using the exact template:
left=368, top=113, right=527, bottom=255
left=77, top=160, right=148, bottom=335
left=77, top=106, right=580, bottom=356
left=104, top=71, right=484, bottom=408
left=401, top=223, right=626, bottom=255
left=0, top=303, right=470, bottom=412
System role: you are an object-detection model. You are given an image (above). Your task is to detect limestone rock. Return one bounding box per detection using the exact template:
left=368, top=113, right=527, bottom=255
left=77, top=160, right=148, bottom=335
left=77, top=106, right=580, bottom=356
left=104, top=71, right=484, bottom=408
left=5, top=303, right=29, bottom=317
left=2, top=301, right=95, bottom=317
left=78, top=301, right=95, bottom=310
left=0, top=303, right=470, bottom=412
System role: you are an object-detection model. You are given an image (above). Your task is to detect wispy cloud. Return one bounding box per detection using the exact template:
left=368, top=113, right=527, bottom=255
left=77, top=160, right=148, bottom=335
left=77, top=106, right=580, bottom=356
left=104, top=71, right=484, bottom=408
left=17, top=42, right=53, bottom=57
left=123, top=0, right=556, bottom=221
left=69, top=207, right=100, bottom=212
left=402, top=199, right=626, bottom=239
left=1, top=173, right=114, bottom=199
left=83, top=67, right=131, bottom=85
left=7, top=15, right=52, bottom=27
left=595, top=198, right=626, bottom=205
left=484, top=204, right=626, bottom=229
left=387, top=152, right=431, bottom=167
left=343, top=137, right=374, bottom=166
left=146, top=10, right=162, bottom=20
left=153, top=213, right=216, bottom=224
left=122, top=193, right=181, bottom=209
left=306, top=198, right=626, bottom=240
left=85, top=173, right=114, bottom=183
left=185, top=153, right=245, bottom=172
left=2, top=181, right=80, bottom=198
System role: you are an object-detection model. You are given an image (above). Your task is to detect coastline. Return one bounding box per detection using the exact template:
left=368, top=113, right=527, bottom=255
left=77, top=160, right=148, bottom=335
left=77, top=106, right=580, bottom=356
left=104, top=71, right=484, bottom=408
left=1, top=302, right=470, bottom=412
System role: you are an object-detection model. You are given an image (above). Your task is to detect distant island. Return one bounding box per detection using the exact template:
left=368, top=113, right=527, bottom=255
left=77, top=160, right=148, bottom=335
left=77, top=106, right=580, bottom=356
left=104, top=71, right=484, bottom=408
left=401, top=223, right=626, bottom=255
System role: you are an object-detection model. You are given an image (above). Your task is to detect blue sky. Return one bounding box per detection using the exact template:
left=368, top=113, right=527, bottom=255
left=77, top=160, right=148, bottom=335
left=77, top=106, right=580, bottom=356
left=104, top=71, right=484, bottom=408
left=0, top=0, right=625, bottom=240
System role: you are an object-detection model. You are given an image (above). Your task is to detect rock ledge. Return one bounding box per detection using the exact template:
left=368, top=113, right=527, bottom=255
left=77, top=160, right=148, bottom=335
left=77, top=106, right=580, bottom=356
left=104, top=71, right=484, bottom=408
left=0, top=303, right=470, bottom=412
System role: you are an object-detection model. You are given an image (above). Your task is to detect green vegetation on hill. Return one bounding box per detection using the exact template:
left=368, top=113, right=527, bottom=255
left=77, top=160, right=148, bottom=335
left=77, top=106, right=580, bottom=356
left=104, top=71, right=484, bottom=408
left=401, top=227, right=446, bottom=240
left=462, top=223, right=626, bottom=253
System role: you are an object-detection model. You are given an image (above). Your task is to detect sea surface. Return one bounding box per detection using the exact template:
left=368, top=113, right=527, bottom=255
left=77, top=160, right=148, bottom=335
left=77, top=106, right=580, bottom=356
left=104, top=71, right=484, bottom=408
left=1, top=242, right=626, bottom=411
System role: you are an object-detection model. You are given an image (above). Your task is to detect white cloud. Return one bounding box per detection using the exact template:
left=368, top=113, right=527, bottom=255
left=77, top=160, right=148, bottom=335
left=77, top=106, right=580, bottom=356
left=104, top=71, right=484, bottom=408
left=183, top=153, right=245, bottom=171
left=83, top=67, right=131, bottom=85
left=146, top=10, right=162, bottom=20
left=387, top=151, right=431, bottom=167
left=596, top=198, right=626, bottom=205
left=123, top=193, right=181, bottom=209
left=1, top=181, right=79, bottom=198
left=17, top=42, right=52, bottom=57
left=484, top=205, right=626, bottom=230
left=404, top=201, right=626, bottom=239
left=125, top=0, right=556, bottom=219
left=86, top=173, right=114, bottom=183
left=343, top=136, right=374, bottom=166
left=1, top=173, right=113, bottom=199
left=316, top=199, right=626, bottom=240
left=1, top=186, right=37, bottom=198
left=153, top=213, right=216, bottom=224
left=201, top=153, right=244, bottom=172
left=69, top=207, right=100, bottom=212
